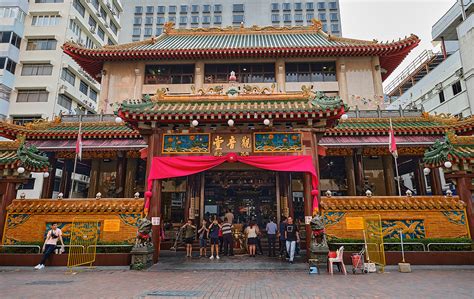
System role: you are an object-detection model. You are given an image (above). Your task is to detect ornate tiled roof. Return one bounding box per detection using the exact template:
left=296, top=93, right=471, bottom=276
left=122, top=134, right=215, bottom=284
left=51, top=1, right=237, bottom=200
left=0, top=139, right=49, bottom=172
left=6, top=199, right=143, bottom=214
left=326, top=113, right=474, bottom=136
left=423, top=132, right=474, bottom=168
left=0, top=119, right=140, bottom=140
left=116, top=92, right=347, bottom=126
left=63, top=21, right=419, bottom=82
left=321, top=195, right=465, bottom=211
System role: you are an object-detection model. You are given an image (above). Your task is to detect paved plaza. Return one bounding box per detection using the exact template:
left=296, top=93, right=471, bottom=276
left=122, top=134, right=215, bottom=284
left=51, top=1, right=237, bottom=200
left=1, top=262, right=473, bottom=298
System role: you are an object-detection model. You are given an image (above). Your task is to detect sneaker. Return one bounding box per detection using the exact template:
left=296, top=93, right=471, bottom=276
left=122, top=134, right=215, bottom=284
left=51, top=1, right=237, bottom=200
left=209, top=256, right=214, bottom=260
left=216, top=255, right=220, bottom=259
left=38, top=264, right=45, bottom=269
left=34, top=264, right=41, bottom=269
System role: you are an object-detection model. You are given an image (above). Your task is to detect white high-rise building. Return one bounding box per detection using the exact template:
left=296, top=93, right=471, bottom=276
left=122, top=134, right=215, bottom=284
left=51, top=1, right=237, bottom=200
left=7, top=0, right=123, bottom=124
left=119, top=0, right=342, bottom=43
left=0, top=1, right=28, bottom=120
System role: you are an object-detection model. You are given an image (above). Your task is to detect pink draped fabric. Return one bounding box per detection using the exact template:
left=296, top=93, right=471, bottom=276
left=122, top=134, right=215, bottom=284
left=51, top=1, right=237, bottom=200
left=145, top=153, right=319, bottom=214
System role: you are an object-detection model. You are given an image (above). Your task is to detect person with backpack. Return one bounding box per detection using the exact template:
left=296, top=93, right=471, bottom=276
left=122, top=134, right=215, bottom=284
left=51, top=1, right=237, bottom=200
left=35, top=223, right=65, bottom=269
left=182, top=219, right=196, bottom=258
left=198, top=219, right=209, bottom=258
left=208, top=218, right=221, bottom=259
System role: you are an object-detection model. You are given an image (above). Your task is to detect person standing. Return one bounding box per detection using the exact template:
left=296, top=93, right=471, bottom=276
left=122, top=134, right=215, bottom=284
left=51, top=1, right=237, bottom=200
left=208, top=218, right=221, bottom=259
left=279, top=217, right=287, bottom=258
left=224, top=209, right=234, bottom=224
left=182, top=219, right=196, bottom=258
left=221, top=217, right=234, bottom=256
left=35, top=223, right=65, bottom=269
left=266, top=218, right=278, bottom=257
left=284, top=216, right=300, bottom=264
left=198, top=219, right=209, bottom=258
left=245, top=220, right=259, bottom=257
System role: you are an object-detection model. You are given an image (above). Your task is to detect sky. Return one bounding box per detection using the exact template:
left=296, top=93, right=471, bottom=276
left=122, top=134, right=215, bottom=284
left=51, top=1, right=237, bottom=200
left=339, top=0, right=456, bottom=89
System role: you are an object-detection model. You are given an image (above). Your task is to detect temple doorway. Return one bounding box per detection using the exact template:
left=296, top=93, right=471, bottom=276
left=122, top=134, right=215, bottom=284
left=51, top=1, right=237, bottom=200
left=203, top=170, right=277, bottom=228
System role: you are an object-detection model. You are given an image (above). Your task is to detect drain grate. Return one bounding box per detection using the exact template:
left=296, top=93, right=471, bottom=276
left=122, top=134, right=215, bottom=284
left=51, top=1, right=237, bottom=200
left=144, top=290, right=203, bottom=297
left=26, top=281, right=74, bottom=285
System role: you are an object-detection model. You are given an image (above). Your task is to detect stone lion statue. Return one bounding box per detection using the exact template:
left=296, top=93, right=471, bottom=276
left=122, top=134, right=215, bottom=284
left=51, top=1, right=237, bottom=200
left=310, top=215, right=328, bottom=249
left=134, top=218, right=153, bottom=248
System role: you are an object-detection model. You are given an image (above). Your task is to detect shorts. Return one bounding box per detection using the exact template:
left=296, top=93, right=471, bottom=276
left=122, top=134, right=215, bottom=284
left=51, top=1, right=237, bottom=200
left=247, top=237, right=257, bottom=245
left=184, top=237, right=194, bottom=244
left=199, top=238, right=207, bottom=248
left=210, top=237, right=219, bottom=245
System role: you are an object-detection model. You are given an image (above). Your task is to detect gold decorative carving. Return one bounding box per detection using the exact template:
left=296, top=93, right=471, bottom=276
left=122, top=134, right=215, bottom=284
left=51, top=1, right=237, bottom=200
left=56, top=151, right=118, bottom=159
left=241, top=83, right=275, bottom=95
left=422, top=112, right=459, bottom=125
left=446, top=131, right=474, bottom=145
left=325, top=148, right=353, bottom=156
left=191, top=85, right=224, bottom=95
left=310, top=19, right=323, bottom=31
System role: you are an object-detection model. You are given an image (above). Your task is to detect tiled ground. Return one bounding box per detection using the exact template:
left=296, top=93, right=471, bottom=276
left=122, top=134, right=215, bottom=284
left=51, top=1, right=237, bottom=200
left=1, top=257, right=473, bottom=298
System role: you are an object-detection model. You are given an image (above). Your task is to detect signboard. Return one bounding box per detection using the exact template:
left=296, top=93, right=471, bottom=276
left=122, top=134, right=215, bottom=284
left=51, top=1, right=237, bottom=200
left=103, top=219, right=121, bottom=232
left=210, top=134, right=252, bottom=156
left=254, top=132, right=302, bottom=153
left=346, top=217, right=364, bottom=230
left=151, top=217, right=161, bottom=226
left=162, top=133, right=210, bottom=154
left=305, top=216, right=313, bottom=225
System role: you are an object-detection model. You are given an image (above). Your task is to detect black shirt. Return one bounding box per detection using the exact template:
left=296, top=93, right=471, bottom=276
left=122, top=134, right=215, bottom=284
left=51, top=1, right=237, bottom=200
left=285, top=224, right=299, bottom=241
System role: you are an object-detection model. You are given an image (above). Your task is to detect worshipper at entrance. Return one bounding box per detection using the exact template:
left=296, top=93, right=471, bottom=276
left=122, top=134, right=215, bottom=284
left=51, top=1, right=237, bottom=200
left=225, top=209, right=234, bottom=224
left=284, top=217, right=300, bottom=264
left=278, top=217, right=288, bottom=258
left=221, top=217, right=234, bottom=256
left=35, top=223, right=65, bottom=270
left=182, top=219, right=196, bottom=258
left=266, top=217, right=278, bottom=257
left=245, top=220, right=259, bottom=257
left=208, top=218, right=221, bottom=259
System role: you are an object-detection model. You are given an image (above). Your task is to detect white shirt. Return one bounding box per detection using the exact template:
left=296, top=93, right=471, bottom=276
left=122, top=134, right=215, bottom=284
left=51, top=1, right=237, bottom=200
left=45, top=228, right=62, bottom=245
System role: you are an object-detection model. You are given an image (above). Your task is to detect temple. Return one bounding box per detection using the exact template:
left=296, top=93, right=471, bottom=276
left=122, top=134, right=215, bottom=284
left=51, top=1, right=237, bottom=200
left=1, top=22, right=472, bottom=263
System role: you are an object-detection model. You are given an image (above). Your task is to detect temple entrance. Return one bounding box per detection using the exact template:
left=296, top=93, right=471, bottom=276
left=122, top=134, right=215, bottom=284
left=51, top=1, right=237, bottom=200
left=203, top=170, right=277, bottom=227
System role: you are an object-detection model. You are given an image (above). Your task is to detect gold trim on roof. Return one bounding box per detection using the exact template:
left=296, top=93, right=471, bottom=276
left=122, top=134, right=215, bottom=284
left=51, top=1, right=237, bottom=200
left=150, top=92, right=310, bottom=103
left=446, top=131, right=474, bottom=145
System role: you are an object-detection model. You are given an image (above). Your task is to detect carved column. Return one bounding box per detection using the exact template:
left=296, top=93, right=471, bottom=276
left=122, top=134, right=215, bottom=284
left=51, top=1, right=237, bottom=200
left=59, top=160, right=73, bottom=197
left=456, top=175, right=474, bottom=238
left=354, top=151, right=364, bottom=195
left=115, top=153, right=126, bottom=198
left=303, top=173, right=312, bottom=259
left=276, top=58, right=286, bottom=93
left=382, top=156, right=396, bottom=196
left=124, top=158, right=137, bottom=198
left=345, top=156, right=356, bottom=196
left=413, top=158, right=426, bottom=195
left=88, top=159, right=101, bottom=198
left=41, top=155, right=57, bottom=199
left=336, top=58, right=348, bottom=104
left=430, top=168, right=443, bottom=195
left=195, top=61, right=204, bottom=90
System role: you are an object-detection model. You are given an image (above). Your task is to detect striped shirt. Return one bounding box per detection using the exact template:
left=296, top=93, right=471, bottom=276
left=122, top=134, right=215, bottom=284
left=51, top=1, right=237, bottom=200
left=221, top=222, right=233, bottom=235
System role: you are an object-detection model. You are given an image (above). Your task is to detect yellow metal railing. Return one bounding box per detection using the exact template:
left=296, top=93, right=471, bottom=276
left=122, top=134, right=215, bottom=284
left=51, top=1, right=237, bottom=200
left=67, top=218, right=99, bottom=270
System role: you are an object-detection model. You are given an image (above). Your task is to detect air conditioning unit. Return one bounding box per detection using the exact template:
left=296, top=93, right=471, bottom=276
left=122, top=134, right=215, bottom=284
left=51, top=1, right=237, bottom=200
left=59, top=85, right=67, bottom=93
left=96, top=12, right=102, bottom=18
left=90, top=26, right=96, bottom=33
left=111, top=10, right=117, bottom=15
left=104, top=24, right=109, bottom=28
left=107, top=3, right=112, bottom=10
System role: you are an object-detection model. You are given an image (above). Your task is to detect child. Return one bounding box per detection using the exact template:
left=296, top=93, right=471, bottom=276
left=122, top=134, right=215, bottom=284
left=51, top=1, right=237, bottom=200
left=198, top=219, right=209, bottom=257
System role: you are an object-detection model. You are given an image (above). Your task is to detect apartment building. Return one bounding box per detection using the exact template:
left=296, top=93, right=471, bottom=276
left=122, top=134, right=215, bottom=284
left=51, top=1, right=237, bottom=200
left=386, top=0, right=474, bottom=118
left=0, top=1, right=28, bottom=120
left=119, top=0, right=342, bottom=43
left=7, top=0, right=123, bottom=125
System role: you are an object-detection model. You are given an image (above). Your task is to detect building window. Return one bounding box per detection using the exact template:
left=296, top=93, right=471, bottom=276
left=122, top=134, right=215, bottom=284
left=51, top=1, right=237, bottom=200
left=179, top=16, right=187, bottom=25
left=22, top=64, right=53, bottom=76
left=144, top=27, right=152, bottom=37
left=69, top=19, right=81, bottom=37
left=283, top=14, right=291, bottom=22
left=100, top=6, right=107, bottom=20
left=294, top=3, right=303, bottom=11
left=318, top=13, right=326, bottom=21
left=135, top=6, right=143, bottom=14
left=285, top=62, right=336, bottom=82
left=2, top=58, right=16, bottom=74
left=306, top=2, right=314, bottom=10
left=97, top=26, right=105, bottom=40
left=157, top=6, right=165, bottom=14
left=146, top=6, right=154, bottom=14
left=191, top=16, right=199, bottom=24
left=157, top=17, right=165, bottom=25
left=169, top=6, right=176, bottom=14
left=180, top=5, right=188, bottom=13
left=12, top=116, right=42, bottom=125
left=168, top=16, right=176, bottom=23
left=317, top=2, right=326, bottom=10
left=145, top=16, right=153, bottom=25
left=205, top=63, right=275, bottom=84
left=145, top=64, right=195, bottom=84
left=233, top=15, right=244, bottom=23
left=0, top=31, right=20, bottom=48
left=295, top=14, right=303, bottom=22
left=306, top=13, right=314, bottom=21
left=439, top=90, right=445, bottom=103
left=214, top=15, right=222, bottom=24
left=17, top=90, right=49, bottom=102
left=331, top=23, right=339, bottom=33
left=90, top=89, right=98, bottom=102
left=330, top=13, right=338, bottom=21
left=61, top=68, right=76, bottom=85
left=73, top=0, right=85, bottom=17
left=329, top=2, right=338, bottom=10
left=214, top=4, right=222, bottom=13
left=110, top=22, right=118, bottom=35
left=35, top=0, right=64, bottom=2
left=58, top=94, right=72, bottom=110
left=156, top=27, right=163, bottom=35
left=32, top=15, right=60, bottom=26
left=132, top=27, right=141, bottom=36
left=26, top=39, right=57, bottom=50
left=191, top=5, right=199, bottom=13
left=88, top=16, right=97, bottom=30
left=272, top=14, right=280, bottom=23
left=283, top=3, right=291, bottom=11
left=452, top=81, right=462, bottom=96
left=133, top=17, right=142, bottom=25
left=233, top=4, right=244, bottom=12
left=202, top=16, right=211, bottom=24
left=203, top=5, right=211, bottom=13
left=271, top=3, right=279, bottom=11
left=322, top=23, right=327, bottom=32
left=79, top=80, right=88, bottom=95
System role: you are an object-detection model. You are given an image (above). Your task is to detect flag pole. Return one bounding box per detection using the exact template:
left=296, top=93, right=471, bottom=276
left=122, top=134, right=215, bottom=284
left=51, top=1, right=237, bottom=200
left=69, top=120, right=82, bottom=199
left=390, top=119, right=402, bottom=196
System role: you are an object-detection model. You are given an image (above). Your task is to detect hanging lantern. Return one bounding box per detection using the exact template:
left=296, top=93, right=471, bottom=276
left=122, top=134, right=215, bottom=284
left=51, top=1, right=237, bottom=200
left=43, top=172, right=50, bottom=178
left=423, top=167, right=431, bottom=175
left=191, top=120, right=199, bottom=127
left=444, top=161, right=452, bottom=168
left=17, top=167, right=25, bottom=174
left=341, top=114, right=349, bottom=120
left=263, top=119, right=270, bottom=126
left=115, top=116, right=123, bottom=124
left=227, top=119, right=234, bottom=127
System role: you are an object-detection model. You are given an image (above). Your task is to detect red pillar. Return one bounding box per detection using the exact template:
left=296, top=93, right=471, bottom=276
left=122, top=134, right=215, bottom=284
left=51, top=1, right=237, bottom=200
left=41, top=155, right=57, bottom=199
left=456, top=176, right=473, bottom=238
left=0, top=179, right=21, bottom=242
left=430, top=168, right=443, bottom=195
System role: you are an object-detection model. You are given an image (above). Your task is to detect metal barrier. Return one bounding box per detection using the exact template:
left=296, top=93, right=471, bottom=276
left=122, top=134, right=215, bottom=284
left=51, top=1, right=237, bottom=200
left=0, top=245, right=41, bottom=254
left=88, top=245, right=133, bottom=249
left=331, top=242, right=426, bottom=252
left=427, top=243, right=472, bottom=252
left=385, top=242, right=426, bottom=252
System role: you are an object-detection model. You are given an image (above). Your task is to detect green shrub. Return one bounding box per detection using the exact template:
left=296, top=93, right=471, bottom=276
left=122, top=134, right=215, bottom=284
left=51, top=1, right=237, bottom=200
left=0, top=241, right=133, bottom=254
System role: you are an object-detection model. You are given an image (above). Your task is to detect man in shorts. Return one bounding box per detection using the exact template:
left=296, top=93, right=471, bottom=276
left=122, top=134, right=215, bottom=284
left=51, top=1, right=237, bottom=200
left=208, top=218, right=221, bottom=259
